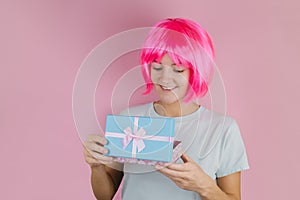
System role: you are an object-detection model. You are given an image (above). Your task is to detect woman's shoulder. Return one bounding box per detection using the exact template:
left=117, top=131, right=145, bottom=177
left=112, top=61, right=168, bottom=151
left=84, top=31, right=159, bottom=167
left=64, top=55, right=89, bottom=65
left=119, top=102, right=153, bottom=116
left=199, top=106, right=237, bottom=128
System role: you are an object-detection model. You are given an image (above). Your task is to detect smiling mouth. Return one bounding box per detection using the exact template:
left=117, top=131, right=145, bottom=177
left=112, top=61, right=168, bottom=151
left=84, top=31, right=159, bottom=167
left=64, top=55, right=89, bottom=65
left=160, top=85, right=177, bottom=91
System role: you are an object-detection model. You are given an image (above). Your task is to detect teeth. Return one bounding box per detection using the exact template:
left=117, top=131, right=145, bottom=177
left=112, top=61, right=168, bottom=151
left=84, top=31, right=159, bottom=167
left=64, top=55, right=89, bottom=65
left=161, top=85, right=175, bottom=90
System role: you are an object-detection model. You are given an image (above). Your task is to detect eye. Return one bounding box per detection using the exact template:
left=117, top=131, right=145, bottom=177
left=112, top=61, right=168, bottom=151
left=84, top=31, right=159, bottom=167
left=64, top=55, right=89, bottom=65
left=174, top=68, right=185, bottom=73
left=152, top=66, right=163, bottom=71
left=151, top=62, right=162, bottom=71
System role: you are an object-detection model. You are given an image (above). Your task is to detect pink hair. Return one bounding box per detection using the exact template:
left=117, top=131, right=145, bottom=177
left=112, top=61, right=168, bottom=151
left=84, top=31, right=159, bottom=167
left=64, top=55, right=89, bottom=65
left=140, top=18, right=215, bottom=102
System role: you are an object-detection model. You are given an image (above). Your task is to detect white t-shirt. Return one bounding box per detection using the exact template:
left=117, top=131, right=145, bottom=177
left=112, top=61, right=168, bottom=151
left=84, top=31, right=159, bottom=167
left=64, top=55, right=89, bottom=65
left=120, top=103, right=249, bottom=200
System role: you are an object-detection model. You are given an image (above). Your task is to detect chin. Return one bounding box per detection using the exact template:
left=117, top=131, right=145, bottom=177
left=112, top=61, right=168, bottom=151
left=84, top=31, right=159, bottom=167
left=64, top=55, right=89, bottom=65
left=157, top=95, right=183, bottom=105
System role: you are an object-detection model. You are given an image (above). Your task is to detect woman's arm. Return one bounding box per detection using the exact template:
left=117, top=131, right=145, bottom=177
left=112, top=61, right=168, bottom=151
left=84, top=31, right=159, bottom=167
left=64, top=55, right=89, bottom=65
left=156, top=153, right=241, bottom=200
left=83, top=135, right=124, bottom=200
left=91, top=164, right=123, bottom=200
left=200, top=172, right=241, bottom=200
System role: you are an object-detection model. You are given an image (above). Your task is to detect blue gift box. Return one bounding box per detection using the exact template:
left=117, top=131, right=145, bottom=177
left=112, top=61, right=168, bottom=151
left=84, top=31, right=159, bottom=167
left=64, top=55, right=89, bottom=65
left=104, top=115, right=175, bottom=162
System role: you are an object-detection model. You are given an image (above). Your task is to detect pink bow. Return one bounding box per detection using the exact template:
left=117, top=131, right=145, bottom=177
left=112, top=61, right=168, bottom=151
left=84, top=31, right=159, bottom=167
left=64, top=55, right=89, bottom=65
left=122, top=117, right=146, bottom=156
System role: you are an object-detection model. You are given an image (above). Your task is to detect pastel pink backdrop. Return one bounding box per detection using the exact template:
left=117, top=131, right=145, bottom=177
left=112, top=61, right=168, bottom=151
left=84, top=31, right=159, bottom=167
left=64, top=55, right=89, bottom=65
left=1, top=0, right=299, bottom=199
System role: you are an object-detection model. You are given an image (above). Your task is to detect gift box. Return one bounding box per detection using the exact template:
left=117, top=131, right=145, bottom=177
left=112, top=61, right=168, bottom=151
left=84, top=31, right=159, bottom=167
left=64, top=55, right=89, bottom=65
left=104, top=115, right=182, bottom=164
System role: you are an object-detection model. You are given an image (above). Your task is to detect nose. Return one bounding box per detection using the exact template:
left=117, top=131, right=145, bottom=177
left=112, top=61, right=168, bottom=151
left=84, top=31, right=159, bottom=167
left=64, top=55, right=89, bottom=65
left=160, top=66, right=172, bottom=83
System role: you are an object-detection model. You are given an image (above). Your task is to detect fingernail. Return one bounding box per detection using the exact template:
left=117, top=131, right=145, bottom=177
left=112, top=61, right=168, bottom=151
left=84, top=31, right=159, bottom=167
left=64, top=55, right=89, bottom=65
left=155, top=165, right=162, bottom=170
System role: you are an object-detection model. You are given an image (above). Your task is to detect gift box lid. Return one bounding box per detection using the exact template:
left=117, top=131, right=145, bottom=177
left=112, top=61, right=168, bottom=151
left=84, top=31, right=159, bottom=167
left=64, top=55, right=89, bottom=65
left=104, top=115, right=175, bottom=162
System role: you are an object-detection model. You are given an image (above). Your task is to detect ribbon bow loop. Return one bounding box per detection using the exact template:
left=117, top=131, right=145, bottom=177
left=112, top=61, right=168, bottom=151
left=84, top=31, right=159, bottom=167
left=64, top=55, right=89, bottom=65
left=122, top=117, right=146, bottom=155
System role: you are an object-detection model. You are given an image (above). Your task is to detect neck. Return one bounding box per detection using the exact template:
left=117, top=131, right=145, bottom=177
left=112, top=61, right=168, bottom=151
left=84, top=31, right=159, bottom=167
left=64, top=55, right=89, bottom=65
left=154, top=100, right=199, bottom=117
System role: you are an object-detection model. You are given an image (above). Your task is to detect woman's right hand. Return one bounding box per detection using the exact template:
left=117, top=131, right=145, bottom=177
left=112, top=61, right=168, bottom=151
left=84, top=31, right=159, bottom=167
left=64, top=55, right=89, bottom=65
left=83, top=134, right=113, bottom=168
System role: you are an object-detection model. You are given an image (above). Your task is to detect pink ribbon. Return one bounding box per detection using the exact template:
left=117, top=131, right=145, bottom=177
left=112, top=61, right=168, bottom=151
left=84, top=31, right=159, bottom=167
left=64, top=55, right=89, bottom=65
left=122, top=117, right=146, bottom=156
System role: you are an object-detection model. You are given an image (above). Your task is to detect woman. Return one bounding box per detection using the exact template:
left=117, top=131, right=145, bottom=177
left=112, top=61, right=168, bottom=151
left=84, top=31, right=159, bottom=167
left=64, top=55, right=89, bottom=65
left=84, top=18, right=249, bottom=200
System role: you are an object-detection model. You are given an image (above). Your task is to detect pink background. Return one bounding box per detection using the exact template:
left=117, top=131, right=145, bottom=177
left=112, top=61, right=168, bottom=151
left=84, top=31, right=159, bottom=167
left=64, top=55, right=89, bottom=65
left=1, top=0, right=299, bottom=199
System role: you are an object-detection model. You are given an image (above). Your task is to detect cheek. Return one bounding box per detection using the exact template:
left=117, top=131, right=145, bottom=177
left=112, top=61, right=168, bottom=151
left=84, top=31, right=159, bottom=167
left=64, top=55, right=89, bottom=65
left=184, top=71, right=190, bottom=86
left=150, top=71, right=159, bottom=83
left=177, top=73, right=190, bottom=85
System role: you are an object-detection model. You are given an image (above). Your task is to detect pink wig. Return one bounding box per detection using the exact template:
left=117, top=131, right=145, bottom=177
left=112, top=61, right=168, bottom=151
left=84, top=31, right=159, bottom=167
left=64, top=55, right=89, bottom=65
left=140, top=18, right=215, bottom=102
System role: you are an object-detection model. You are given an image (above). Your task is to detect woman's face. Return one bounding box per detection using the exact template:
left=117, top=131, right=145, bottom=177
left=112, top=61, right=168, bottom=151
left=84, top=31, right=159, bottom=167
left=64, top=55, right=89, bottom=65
left=150, top=53, right=190, bottom=105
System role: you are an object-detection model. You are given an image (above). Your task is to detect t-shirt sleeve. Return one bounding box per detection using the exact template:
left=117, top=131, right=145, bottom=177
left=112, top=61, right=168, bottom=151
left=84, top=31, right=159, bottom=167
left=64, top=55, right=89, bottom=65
left=216, top=120, right=249, bottom=177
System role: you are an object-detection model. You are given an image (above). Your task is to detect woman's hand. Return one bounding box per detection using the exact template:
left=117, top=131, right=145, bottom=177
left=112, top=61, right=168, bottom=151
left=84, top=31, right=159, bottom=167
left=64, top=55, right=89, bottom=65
left=155, top=153, right=215, bottom=195
left=83, top=134, right=113, bottom=168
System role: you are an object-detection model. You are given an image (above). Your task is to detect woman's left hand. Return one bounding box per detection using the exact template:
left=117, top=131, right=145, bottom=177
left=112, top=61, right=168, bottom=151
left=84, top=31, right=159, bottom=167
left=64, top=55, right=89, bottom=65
left=155, top=153, right=215, bottom=194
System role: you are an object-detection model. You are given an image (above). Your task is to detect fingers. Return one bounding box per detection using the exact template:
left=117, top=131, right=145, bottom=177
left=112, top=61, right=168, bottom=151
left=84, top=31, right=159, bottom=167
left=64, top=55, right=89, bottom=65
left=181, top=153, right=192, bottom=163
left=83, top=134, right=113, bottom=166
left=86, top=134, right=108, bottom=146
left=84, top=148, right=113, bottom=165
left=85, top=140, right=108, bottom=155
left=155, top=153, right=193, bottom=172
left=155, top=153, right=199, bottom=175
left=164, top=163, right=189, bottom=171
left=157, top=166, right=185, bottom=177
left=84, top=134, right=108, bottom=153
left=157, top=169, right=189, bottom=190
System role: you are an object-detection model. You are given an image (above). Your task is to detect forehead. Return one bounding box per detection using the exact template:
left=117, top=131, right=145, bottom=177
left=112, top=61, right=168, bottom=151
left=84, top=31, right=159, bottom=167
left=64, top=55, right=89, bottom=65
left=160, top=54, right=175, bottom=65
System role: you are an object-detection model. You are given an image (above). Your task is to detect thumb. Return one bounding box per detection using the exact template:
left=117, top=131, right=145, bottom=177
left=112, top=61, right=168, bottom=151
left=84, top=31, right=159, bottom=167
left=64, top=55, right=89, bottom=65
left=181, top=153, right=192, bottom=163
